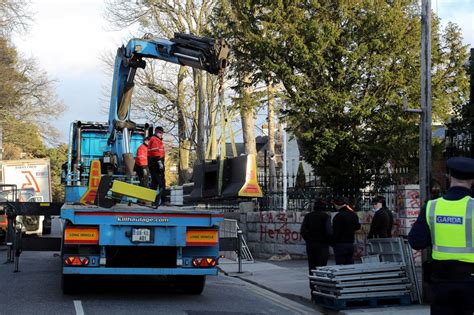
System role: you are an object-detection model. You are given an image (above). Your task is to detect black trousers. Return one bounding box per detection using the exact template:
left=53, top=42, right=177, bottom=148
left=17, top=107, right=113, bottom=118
left=306, top=243, right=329, bottom=274
left=430, top=279, right=474, bottom=315
left=148, top=156, right=166, bottom=202
left=134, top=165, right=149, bottom=188
left=333, top=243, right=354, bottom=265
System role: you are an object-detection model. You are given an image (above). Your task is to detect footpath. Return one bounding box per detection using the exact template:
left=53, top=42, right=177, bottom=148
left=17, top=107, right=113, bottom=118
left=217, top=258, right=430, bottom=315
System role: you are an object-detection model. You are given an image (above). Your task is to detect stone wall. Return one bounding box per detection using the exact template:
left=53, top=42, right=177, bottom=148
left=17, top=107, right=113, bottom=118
left=238, top=209, right=413, bottom=260
left=241, top=211, right=307, bottom=259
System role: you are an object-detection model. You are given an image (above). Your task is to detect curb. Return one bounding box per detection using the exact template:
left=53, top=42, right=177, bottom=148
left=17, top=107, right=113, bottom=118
left=218, top=268, right=317, bottom=311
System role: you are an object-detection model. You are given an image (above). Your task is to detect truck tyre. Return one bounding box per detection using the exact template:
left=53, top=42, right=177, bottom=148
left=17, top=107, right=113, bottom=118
left=171, top=275, right=206, bottom=295
left=61, top=274, right=79, bottom=294
left=42, top=226, right=51, bottom=235
left=42, top=216, right=51, bottom=235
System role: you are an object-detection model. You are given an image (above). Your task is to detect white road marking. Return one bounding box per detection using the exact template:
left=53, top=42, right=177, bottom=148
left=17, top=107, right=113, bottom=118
left=73, top=300, right=84, bottom=315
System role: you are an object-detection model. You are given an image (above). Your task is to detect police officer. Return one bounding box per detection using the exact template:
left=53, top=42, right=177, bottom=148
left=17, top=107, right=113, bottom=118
left=300, top=199, right=332, bottom=274
left=408, top=156, right=474, bottom=315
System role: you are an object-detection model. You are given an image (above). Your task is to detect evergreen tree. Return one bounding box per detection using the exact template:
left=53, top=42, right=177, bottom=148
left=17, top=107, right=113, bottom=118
left=46, top=144, right=68, bottom=202
left=214, top=0, right=469, bottom=191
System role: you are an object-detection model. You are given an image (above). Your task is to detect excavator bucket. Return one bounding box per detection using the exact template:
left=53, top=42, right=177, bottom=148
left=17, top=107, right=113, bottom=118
left=189, top=160, right=220, bottom=200
left=189, top=154, right=263, bottom=201
left=222, top=154, right=263, bottom=198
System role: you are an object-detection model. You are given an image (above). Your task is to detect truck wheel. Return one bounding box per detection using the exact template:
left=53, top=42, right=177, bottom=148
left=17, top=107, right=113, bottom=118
left=171, top=275, right=206, bottom=295
left=62, top=274, right=79, bottom=294
left=42, top=216, right=51, bottom=235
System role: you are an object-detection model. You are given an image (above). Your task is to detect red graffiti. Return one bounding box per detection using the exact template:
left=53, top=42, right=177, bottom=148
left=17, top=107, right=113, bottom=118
left=258, top=212, right=290, bottom=223
left=408, top=190, right=420, bottom=208
left=277, top=213, right=287, bottom=222
left=259, top=225, right=302, bottom=243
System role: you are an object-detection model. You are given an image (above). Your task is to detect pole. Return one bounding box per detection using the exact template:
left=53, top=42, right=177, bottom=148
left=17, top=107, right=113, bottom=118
left=237, top=229, right=243, bottom=273
left=420, top=0, right=432, bottom=303
left=0, top=125, right=3, bottom=160
left=420, top=0, right=432, bottom=206
left=282, top=103, right=288, bottom=212
left=196, top=70, right=206, bottom=164
left=470, top=48, right=474, bottom=157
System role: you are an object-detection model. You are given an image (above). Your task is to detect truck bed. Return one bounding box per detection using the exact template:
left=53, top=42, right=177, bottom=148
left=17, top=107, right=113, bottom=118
left=60, top=203, right=224, bottom=277
left=61, top=203, right=223, bottom=227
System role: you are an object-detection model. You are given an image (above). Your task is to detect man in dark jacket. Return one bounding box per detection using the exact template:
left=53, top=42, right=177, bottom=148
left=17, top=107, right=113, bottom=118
left=368, top=196, right=394, bottom=239
left=148, top=126, right=166, bottom=204
left=300, top=200, right=332, bottom=274
left=332, top=196, right=361, bottom=265
left=408, top=156, right=474, bottom=314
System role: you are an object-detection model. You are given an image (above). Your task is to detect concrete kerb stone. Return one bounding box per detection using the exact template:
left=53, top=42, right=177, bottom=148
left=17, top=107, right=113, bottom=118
left=219, top=271, right=317, bottom=311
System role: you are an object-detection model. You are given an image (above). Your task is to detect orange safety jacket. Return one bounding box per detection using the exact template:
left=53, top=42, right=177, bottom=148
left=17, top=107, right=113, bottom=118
left=148, top=135, right=165, bottom=158
left=135, top=143, right=148, bottom=167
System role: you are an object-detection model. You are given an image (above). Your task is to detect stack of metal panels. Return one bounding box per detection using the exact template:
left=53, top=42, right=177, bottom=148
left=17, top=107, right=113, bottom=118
left=310, top=262, right=412, bottom=301
left=367, top=238, right=421, bottom=303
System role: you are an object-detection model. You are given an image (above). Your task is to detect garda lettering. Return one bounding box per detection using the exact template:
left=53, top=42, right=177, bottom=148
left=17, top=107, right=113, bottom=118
left=436, top=215, right=463, bottom=225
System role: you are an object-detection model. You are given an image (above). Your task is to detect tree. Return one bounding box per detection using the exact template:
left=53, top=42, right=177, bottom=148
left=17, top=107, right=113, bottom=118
left=295, top=161, right=306, bottom=189
left=46, top=144, right=68, bottom=202
left=214, top=1, right=469, bottom=192
left=0, top=0, right=31, bottom=38
left=0, top=36, right=65, bottom=155
left=104, top=0, right=223, bottom=184
left=212, top=1, right=266, bottom=155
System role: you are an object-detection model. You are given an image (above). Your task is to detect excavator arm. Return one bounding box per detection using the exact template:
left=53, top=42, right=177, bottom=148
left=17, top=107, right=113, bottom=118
left=107, top=33, right=229, bottom=174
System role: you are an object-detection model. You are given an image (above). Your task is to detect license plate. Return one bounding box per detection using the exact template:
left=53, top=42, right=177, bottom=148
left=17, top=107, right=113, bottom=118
left=132, top=228, right=152, bottom=242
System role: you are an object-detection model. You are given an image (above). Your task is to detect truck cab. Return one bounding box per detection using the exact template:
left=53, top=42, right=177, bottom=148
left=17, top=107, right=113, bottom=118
left=62, top=121, right=147, bottom=201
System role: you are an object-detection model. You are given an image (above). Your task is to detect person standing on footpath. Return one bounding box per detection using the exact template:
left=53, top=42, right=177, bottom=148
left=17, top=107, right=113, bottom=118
left=408, top=156, right=474, bottom=315
left=300, top=200, right=332, bottom=274
left=332, top=196, right=361, bottom=265
left=134, top=137, right=150, bottom=188
left=367, top=196, right=394, bottom=239
left=148, top=126, right=166, bottom=203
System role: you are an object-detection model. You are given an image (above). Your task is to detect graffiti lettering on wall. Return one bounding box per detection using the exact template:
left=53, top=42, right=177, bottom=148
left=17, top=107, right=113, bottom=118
left=260, top=225, right=303, bottom=243
left=258, top=212, right=295, bottom=223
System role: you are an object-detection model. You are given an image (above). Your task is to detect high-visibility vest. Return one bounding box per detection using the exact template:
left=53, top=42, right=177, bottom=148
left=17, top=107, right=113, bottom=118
left=135, top=143, right=148, bottom=167
left=148, top=135, right=165, bottom=158
left=426, top=196, right=474, bottom=263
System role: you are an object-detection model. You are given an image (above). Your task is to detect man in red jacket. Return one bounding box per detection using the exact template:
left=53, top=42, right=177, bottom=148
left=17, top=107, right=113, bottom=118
left=134, top=137, right=150, bottom=187
left=148, top=126, right=166, bottom=203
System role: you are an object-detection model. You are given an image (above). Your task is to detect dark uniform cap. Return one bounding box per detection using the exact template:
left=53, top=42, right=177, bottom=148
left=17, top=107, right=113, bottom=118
left=155, top=126, right=164, bottom=133
left=446, top=156, right=474, bottom=180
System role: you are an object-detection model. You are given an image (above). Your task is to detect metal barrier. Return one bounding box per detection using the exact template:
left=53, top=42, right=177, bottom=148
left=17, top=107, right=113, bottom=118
left=1, top=201, right=62, bottom=272
left=367, top=238, right=422, bottom=303
left=218, top=219, right=254, bottom=269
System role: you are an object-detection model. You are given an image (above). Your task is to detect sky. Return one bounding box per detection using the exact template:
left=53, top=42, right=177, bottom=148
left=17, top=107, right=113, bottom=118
left=13, top=0, right=474, bottom=143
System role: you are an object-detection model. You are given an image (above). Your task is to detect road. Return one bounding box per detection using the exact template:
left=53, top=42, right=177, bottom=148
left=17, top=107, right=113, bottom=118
left=0, top=247, right=317, bottom=315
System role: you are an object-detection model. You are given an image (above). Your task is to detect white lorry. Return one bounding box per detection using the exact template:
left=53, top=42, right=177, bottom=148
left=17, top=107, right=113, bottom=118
left=0, top=159, right=52, bottom=236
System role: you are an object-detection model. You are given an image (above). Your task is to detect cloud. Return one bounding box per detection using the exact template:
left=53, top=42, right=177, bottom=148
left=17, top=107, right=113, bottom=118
left=15, top=0, right=132, bottom=77
left=13, top=0, right=136, bottom=141
left=436, top=0, right=474, bottom=46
